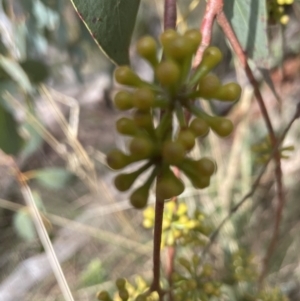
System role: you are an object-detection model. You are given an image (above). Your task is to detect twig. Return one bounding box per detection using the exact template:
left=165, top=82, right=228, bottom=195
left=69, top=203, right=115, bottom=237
left=200, top=103, right=300, bottom=261
left=164, top=0, right=177, bottom=30
left=216, top=12, right=275, bottom=138
left=150, top=192, right=165, bottom=298
left=216, top=9, right=285, bottom=285
left=259, top=103, right=300, bottom=285
left=149, top=1, right=177, bottom=299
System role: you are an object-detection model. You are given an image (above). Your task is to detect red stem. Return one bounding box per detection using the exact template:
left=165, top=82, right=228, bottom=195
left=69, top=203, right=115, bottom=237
left=216, top=11, right=284, bottom=286
left=196, top=0, right=284, bottom=286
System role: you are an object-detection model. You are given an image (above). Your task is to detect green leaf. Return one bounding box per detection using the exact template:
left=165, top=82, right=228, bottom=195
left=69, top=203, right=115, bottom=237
left=0, top=102, right=23, bottom=155
left=13, top=22, right=27, bottom=59
left=0, top=55, right=32, bottom=93
left=69, top=0, right=140, bottom=65
left=13, top=208, right=37, bottom=241
left=34, top=167, right=72, bottom=190
left=0, top=0, right=18, bottom=57
left=33, top=0, right=59, bottom=30
left=223, top=0, right=269, bottom=67
left=21, top=122, right=43, bottom=159
left=13, top=192, right=45, bottom=241
left=80, top=259, right=105, bottom=287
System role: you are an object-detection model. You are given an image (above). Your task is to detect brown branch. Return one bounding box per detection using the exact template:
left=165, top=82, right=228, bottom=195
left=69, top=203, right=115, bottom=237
left=216, top=10, right=285, bottom=285
left=150, top=191, right=165, bottom=298
left=149, top=1, right=177, bottom=299
left=216, top=12, right=274, bottom=135
left=200, top=103, right=300, bottom=265
left=164, top=0, right=177, bottom=30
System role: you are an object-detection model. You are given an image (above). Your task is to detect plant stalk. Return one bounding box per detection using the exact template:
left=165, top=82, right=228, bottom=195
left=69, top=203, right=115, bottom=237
left=149, top=1, right=177, bottom=298
left=150, top=190, right=165, bottom=298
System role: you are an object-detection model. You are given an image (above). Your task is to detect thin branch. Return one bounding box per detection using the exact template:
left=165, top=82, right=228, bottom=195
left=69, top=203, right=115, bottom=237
left=149, top=1, right=177, bottom=299
left=259, top=103, right=300, bottom=285
left=200, top=103, right=300, bottom=261
left=216, top=10, right=285, bottom=284
left=164, top=0, right=177, bottom=30
left=150, top=193, right=165, bottom=298
left=216, top=12, right=275, bottom=138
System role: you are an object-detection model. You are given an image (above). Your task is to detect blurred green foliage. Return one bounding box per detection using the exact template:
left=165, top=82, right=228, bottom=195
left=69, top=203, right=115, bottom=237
left=0, top=0, right=98, bottom=157
left=80, top=259, right=106, bottom=287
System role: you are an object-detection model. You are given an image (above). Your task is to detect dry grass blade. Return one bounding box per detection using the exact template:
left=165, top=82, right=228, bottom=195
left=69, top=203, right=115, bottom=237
left=0, top=197, right=152, bottom=254
left=4, top=92, right=68, bottom=158
left=15, top=169, right=75, bottom=301
left=39, top=85, right=98, bottom=192
left=38, top=85, right=141, bottom=237
left=4, top=89, right=139, bottom=237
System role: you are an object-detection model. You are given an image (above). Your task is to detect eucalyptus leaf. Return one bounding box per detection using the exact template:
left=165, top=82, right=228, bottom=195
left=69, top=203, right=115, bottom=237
left=13, top=208, right=37, bottom=241
left=80, top=259, right=105, bottom=287
left=40, top=0, right=61, bottom=9
left=224, top=0, right=269, bottom=67
left=0, top=81, right=17, bottom=111
left=13, top=22, right=27, bottom=60
left=0, top=55, right=32, bottom=93
left=34, top=167, right=72, bottom=189
left=13, top=192, right=45, bottom=241
left=69, top=0, right=140, bottom=65
left=33, top=0, right=59, bottom=30
left=21, top=122, right=43, bottom=158
left=0, top=0, right=19, bottom=58
left=0, top=102, right=23, bottom=155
